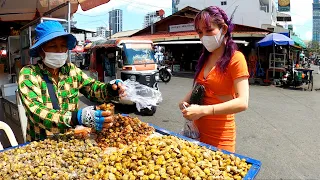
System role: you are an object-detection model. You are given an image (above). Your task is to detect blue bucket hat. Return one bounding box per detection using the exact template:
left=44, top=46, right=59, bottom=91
left=29, top=21, right=76, bottom=57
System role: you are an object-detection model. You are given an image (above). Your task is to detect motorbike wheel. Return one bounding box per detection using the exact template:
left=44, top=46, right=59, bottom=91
left=138, top=106, right=157, bottom=116
left=160, top=69, right=171, bottom=83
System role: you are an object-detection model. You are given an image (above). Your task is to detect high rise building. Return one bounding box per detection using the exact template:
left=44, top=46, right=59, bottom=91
left=96, top=27, right=110, bottom=38
left=313, top=0, right=320, bottom=43
left=143, top=12, right=160, bottom=27
left=109, top=9, right=123, bottom=35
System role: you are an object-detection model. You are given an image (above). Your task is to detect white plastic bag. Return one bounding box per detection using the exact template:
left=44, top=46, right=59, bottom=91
left=122, top=80, right=162, bottom=111
left=180, top=119, right=200, bottom=140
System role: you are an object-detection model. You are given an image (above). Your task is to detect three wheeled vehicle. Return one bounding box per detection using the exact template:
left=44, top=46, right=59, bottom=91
left=281, top=65, right=314, bottom=91
left=89, top=39, right=160, bottom=115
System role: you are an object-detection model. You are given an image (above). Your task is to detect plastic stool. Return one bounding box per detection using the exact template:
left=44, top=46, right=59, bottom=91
left=0, top=121, right=18, bottom=150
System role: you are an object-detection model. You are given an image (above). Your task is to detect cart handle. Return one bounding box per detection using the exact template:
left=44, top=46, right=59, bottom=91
left=0, top=121, right=18, bottom=150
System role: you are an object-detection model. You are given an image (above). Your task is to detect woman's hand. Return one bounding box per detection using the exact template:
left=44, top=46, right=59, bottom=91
left=179, top=101, right=190, bottom=110
left=182, top=104, right=212, bottom=121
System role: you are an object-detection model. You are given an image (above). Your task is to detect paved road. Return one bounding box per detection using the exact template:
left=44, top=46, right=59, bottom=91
left=130, top=66, right=320, bottom=179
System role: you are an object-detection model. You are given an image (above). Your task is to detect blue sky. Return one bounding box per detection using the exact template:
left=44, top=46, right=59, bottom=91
left=73, top=0, right=313, bottom=41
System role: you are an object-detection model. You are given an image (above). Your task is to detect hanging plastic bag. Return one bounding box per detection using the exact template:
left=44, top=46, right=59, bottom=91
left=180, top=119, right=200, bottom=140
left=122, top=80, right=162, bottom=111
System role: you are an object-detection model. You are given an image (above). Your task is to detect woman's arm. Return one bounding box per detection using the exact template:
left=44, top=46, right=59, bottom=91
left=74, top=64, right=118, bottom=103
left=204, top=77, right=249, bottom=115
left=182, top=77, right=249, bottom=121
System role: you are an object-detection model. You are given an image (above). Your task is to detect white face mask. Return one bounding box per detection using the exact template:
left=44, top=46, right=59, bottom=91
left=200, top=28, right=225, bottom=52
left=42, top=51, right=68, bottom=69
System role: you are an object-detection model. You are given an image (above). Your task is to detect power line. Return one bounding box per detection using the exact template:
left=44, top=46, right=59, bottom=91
left=225, top=0, right=242, bottom=12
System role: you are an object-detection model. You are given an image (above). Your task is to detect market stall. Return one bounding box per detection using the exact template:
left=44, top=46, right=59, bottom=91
left=0, top=112, right=261, bottom=179
left=257, top=33, right=294, bottom=84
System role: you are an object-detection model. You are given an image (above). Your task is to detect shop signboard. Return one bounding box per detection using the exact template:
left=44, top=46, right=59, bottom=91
left=278, top=0, right=290, bottom=12
left=169, top=23, right=195, bottom=33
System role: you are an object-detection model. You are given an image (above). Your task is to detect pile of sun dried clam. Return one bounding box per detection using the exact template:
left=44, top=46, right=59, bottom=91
left=0, top=135, right=251, bottom=180
left=101, top=136, right=251, bottom=180
left=96, top=114, right=155, bottom=148
left=0, top=113, right=252, bottom=180
left=0, top=138, right=107, bottom=179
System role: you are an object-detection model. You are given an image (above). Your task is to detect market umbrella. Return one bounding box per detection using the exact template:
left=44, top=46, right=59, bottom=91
left=71, top=45, right=84, bottom=52
left=257, top=33, right=294, bottom=79
left=257, top=33, right=294, bottom=47
left=0, top=0, right=111, bottom=21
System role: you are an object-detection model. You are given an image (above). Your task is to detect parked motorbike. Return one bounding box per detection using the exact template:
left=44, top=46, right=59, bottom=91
left=281, top=65, right=303, bottom=87
left=158, top=61, right=172, bottom=83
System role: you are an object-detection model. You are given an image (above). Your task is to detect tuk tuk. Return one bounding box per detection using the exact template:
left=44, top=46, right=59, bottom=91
left=89, top=38, right=160, bottom=115
left=89, top=38, right=160, bottom=87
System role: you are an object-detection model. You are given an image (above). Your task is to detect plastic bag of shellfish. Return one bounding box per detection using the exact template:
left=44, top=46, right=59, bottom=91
left=122, top=80, right=162, bottom=111
left=180, top=119, right=200, bottom=140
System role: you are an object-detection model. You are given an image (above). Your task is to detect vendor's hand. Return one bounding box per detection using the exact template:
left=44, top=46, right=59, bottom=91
left=77, top=106, right=114, bottom=131
left=179, top=101, right=190, bottom=110
left=182, top=104, right=210, bottom=121
left=109, top=79, right=126, bottom=98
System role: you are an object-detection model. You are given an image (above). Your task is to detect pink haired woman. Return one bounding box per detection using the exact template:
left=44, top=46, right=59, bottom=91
left=179, top=6, right=250, bottom=153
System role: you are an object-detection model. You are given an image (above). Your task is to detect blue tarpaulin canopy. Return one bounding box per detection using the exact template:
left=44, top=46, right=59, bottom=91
left=257, top=33, right=294, bottom=47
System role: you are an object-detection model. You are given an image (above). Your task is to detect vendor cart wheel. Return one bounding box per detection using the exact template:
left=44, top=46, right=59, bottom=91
left=138, top=106, right=157, bottom=116
left=308, top=76, right=314, bottom=91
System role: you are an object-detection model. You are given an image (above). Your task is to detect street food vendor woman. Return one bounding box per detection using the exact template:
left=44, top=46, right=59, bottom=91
left=18, top=21, right=125, bottom=142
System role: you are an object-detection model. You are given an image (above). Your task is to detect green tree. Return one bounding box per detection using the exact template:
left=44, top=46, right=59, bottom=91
left=307, top=41, right=320, bottom=55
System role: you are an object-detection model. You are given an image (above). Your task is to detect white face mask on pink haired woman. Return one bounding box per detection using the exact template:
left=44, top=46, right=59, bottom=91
left=200, top=28, right=225, bottom=52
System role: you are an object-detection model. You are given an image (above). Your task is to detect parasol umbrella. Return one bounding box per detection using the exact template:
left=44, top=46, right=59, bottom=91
left=0, top=0, right=111, bottom=21
left=257, top=33, right=294, bottom=78
left=257, top=33, right=294, bottom=47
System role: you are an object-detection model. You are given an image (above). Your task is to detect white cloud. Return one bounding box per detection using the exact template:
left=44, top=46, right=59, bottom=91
left=76, top=0, right=172, bottom=15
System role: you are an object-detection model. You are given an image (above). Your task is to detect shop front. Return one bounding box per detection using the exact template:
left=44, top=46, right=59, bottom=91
left=130, top=6, right=271, bottom=74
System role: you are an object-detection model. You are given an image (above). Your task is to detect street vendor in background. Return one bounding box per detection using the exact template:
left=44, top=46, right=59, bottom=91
left=18, top=21, right=126, bottom=142
left=179, top=6, right=249, bottom=153
left=248, top=48, right=257, bottom=78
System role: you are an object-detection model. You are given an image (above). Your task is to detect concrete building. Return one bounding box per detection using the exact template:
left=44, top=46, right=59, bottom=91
left=175, top=0, right=277, bottom=29
left=109, top=9, right=123, bottom=35
left=144, top=12, right=160, bottom=28
left=313, top=0, right=320, bottom=43
left=96, top=27, right=111, bottom=38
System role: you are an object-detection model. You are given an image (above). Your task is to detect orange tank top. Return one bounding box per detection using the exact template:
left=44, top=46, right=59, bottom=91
left=194, top=51, right=249, bottom=152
